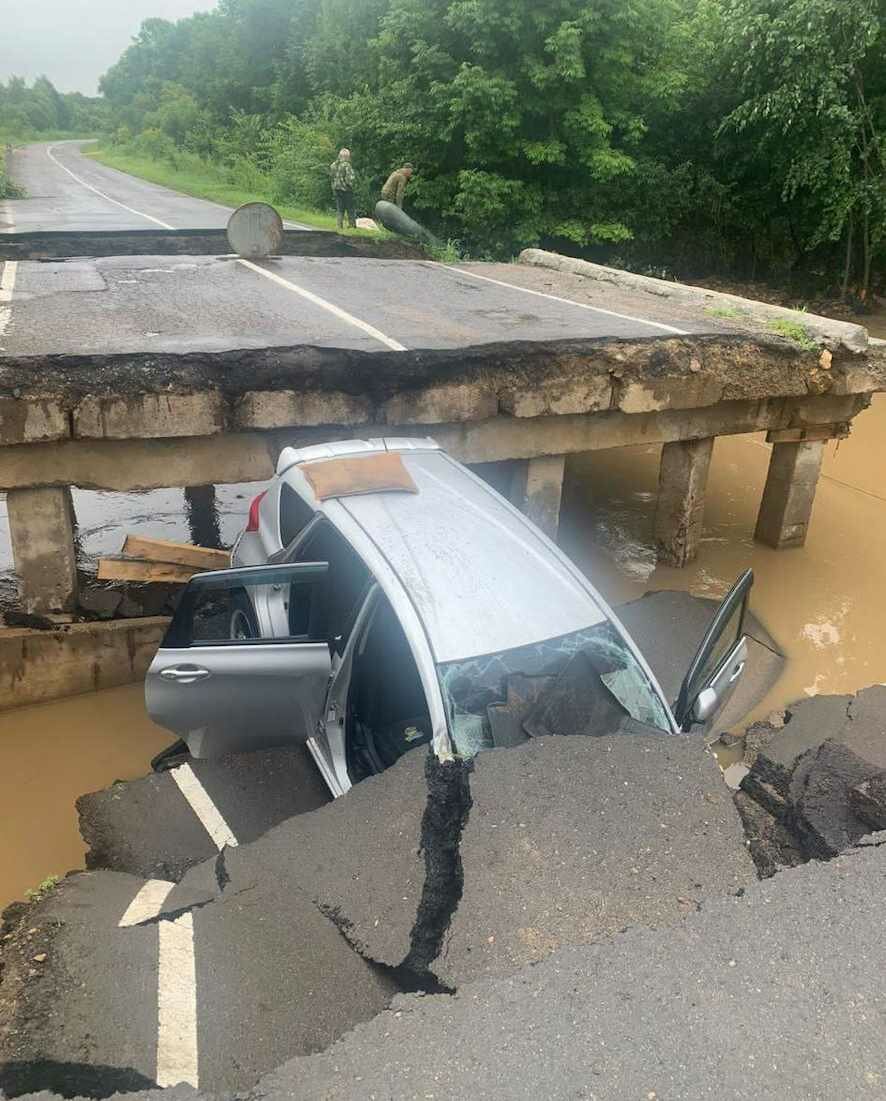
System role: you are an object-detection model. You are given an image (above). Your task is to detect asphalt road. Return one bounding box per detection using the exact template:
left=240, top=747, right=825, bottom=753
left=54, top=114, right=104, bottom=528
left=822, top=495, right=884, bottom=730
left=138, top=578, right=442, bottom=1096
left=1, top=141, right=719, bottom=357
left=0, top=140, right=303, bottom=233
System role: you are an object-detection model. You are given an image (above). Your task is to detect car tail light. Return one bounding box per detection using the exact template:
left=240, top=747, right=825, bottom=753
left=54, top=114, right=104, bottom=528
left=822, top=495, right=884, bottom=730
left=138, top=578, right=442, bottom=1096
left=246, top=490, right=267, bottom=533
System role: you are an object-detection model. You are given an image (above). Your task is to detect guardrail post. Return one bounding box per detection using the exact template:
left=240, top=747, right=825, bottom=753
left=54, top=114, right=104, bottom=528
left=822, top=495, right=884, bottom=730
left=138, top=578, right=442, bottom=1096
left=754, top=440, right=825, bottom=549
left=7, top=485, right=79, bottom=616
left=654, top=437, right=715, bottom=567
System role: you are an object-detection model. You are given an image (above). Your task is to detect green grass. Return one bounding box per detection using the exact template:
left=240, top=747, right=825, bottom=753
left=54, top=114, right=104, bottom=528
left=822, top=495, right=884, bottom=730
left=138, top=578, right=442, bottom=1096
left=705, top=305, right=746, bottom=320
left=766, top=317, right=816, bottom=349
left=25, top=874, right=60, bottom=901
left=88, top=145, right=373, bottom=234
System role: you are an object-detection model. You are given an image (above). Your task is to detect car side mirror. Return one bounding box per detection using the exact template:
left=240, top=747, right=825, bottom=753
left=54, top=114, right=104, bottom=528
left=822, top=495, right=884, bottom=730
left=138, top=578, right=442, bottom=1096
left=692, top=686, right=720, bottom=724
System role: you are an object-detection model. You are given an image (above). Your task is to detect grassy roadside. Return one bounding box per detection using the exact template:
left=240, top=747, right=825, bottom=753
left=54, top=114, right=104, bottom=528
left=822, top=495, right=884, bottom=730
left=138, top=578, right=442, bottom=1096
left=87, top=145, right=346, bottom=232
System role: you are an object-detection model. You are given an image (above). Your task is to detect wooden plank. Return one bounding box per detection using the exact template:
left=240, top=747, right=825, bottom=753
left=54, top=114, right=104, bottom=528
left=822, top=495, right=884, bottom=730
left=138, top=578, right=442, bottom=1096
left=122, top=535, right=229, bottom=569
left=97, top=558, right=195, bottom=584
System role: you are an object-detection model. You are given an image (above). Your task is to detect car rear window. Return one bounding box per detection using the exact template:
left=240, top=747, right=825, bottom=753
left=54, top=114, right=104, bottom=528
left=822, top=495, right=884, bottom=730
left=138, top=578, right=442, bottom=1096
left=280, top=483, right=315, bottom=546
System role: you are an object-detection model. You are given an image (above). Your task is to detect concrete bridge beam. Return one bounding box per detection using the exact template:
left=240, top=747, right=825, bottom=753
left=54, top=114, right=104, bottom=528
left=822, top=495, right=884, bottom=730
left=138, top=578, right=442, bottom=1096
left=510, top=455, right=567, bottom=540
left=654, top=437, right=715, bottom=567
left=754, top=440, right=825, bottom=550
left=8, top=485, right=79, bottom=616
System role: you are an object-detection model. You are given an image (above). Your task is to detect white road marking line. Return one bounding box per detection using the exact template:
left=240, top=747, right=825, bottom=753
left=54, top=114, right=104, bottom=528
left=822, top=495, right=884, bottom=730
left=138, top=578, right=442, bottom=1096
left=171, top=762, right=239, bottom=850
left=118, top=879, right=176, bottom=927
left=47, top=143, right=174, bottom=229
left=237, top=258, right=408, bottom=350
left=0, top=260, right=17, bottom=340
left=441, top=263, right=690, bottom=336
left=156, top=911, right=199, bottom=1088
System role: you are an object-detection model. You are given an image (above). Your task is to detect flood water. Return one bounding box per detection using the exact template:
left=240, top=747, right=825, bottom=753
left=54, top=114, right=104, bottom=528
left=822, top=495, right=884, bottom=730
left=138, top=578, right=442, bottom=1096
left=0, top=684, right=169, bottom=910
left=1, top=316, right=884, bottom=910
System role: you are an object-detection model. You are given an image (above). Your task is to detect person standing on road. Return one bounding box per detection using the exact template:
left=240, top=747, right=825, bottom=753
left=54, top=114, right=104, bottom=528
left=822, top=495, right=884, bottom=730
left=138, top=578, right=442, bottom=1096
left=380, top=163, right=414, bottom=209
left=330, top=148, right=356, bottom=231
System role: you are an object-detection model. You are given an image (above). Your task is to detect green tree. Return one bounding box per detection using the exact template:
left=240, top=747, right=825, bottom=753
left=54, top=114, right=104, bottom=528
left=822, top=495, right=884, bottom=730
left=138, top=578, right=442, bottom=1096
left=720, top=0, right=886, bottom=295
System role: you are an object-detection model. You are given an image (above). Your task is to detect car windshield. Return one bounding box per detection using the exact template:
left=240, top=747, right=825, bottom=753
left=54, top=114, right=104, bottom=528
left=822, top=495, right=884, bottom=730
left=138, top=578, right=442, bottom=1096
left=437, top=622, right=672, bottom=758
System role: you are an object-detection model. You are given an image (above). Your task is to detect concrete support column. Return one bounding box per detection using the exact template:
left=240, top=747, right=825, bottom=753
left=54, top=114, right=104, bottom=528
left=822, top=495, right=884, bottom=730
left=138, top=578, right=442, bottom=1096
left=654, top=437, right=714, bottom=567
left=511, top=455, right=567, bottom=540
left=7, top=485, right=79, bottom=616
left=754, top=440, right=825, bottom=549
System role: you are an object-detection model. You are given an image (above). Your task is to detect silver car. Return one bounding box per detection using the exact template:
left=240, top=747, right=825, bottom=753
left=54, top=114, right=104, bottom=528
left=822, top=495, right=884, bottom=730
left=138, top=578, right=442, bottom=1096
left=146, top=438, right=751, bottom=796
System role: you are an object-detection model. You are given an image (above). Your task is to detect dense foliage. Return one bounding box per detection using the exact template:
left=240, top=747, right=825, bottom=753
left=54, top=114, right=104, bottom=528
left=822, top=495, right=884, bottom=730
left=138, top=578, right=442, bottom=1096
left=0, top=75, right=107, bottom=138
left=98, top=0, right=886, bottom=290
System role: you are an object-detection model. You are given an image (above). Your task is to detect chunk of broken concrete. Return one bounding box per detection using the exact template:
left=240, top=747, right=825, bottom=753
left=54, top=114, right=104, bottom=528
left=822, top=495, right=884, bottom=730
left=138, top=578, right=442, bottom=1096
left=733, top=790, right=805, bottom=878
left=849, top=773, right=886, bottom=831
left=434, top=735, right=755, bottom=987
left=788, top=739, right=884, bottom=858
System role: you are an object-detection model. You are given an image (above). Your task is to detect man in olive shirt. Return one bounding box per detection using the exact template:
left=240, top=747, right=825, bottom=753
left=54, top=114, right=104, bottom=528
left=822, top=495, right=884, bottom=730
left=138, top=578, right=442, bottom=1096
left=380, top=163, right=414, bottom=208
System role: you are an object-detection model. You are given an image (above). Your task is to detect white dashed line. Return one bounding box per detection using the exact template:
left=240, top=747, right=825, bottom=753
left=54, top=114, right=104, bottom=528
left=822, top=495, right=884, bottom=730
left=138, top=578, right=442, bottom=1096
left=156, top=911, right=199, bottom=1087
left=0, top=260, right=16, bottom=340
left=170, top=762, right=239, bottom=850
left=441, top=263, right=690, bottom=336
left=47, top=143, right=174, bottom=229
left=118, top=879, right=176, bottom=927
left=237, top=258, right=408, bottom=350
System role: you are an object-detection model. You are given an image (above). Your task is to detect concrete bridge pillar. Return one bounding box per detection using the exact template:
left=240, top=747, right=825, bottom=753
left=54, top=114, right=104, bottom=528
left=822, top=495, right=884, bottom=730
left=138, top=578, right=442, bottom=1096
left=755, top=440, right=825, bottom=549
left=511, top=455, right=567, bottom=540
left=7, top=485, right=79, bottom=616
left=654, top=437, right=714, bottom=567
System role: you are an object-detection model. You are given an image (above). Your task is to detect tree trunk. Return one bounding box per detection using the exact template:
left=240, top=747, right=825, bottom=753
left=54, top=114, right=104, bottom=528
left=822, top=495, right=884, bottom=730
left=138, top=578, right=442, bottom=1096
left=862, top=206, right=871, bottom=301
left=841, top=213, right=854, bottom=301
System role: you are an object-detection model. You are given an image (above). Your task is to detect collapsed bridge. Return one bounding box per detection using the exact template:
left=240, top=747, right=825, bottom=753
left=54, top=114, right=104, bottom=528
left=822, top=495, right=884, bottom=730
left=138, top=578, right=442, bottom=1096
left=0, top=241, right=884, bottom=621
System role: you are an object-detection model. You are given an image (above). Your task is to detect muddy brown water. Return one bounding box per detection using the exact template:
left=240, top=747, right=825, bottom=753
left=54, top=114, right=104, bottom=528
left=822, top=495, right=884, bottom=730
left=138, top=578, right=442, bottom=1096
left=1, top=316, right=885, bottom=911
left=0, top=685, right=170, bottom=910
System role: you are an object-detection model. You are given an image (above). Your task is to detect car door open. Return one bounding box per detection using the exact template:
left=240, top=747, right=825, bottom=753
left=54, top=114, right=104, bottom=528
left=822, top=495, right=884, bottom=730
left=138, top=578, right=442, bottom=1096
left=146, top=562, right=332, bottom=758
left=673, top=568, right=754, bottom=732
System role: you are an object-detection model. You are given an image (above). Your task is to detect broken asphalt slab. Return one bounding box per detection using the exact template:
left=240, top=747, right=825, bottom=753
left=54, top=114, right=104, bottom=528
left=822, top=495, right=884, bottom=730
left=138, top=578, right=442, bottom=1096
left=1, top=733, right=755, bottom=1096
left=168, top=734, right=753, bottom=991
left=255, top=838, right=886, bottom=1101
left=737, top=684, right=886, bottom=874
left=434, top=734, right=754, bottom=987
left=76, top=746, right=330, bottom=880
left=8, top=840, right=886, bottom=1100
left=0, top=865, right=396, bottom=1098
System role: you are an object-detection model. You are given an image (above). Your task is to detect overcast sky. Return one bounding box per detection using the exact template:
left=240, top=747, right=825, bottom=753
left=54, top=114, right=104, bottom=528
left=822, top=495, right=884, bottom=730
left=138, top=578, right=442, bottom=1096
left=0, top=0, right=214, bottom=95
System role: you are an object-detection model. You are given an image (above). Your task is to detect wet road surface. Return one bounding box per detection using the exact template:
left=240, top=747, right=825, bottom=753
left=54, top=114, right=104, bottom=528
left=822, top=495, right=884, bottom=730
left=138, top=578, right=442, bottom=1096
left=1, top=141, right=309, bottom=233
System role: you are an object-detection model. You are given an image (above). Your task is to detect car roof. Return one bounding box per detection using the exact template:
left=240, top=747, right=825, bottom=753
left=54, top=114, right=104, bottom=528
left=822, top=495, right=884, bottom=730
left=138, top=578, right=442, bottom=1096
left=279, top=441, right=606, bottom=664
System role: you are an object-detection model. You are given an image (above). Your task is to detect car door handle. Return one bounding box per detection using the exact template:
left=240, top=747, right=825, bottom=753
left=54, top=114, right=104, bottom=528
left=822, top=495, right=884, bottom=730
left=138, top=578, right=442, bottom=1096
left=159, top=666, right=211, bottom=684
left=728, top=660, right=746, bottom=683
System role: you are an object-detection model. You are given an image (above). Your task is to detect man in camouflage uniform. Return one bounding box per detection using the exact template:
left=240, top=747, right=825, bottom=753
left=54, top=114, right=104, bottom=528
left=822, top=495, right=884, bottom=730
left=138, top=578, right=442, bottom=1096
left=380, top=163, right=414, bottom=208
left=330, top=148, right=356, bottom=231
